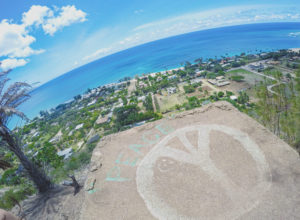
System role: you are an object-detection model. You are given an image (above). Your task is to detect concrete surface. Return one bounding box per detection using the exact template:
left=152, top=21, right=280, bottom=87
left=80, top=101, right=300, bottom=220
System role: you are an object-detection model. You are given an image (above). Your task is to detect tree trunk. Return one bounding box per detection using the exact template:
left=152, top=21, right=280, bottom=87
left=1, top=126, right=53, bottom=193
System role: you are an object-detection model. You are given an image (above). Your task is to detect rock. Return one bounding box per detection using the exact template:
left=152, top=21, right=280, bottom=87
left=84, top=177, right=96, bottom=191
left=89, top=150, right=103, bottom=172
left=77, top=140, right=84, bottom=149
left=62, top=180, right=73, bottom=186
left=87, top=134, right=100, bottom=145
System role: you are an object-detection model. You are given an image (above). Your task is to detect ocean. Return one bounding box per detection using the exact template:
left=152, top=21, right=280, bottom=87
left=14, top=22, right=300, bottom=127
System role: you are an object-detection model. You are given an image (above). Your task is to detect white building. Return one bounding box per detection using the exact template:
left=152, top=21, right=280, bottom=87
left=195, top=70, right=205, bottom=77
left=168, top=75, right=177, bottom=80
left=230, top=95, right=238, bottom=101
left=157, top=76, right=163, bottom=81
left=191, top=78, right=202, bottom=84
left=139, top=81, right=147, bottom=88
left=87, top=99, right=97, bottom=106
left=216, top=76, right=225, bottom=80
left=167, top=87, right=177, bottom=95
left=138, top=96, right=146, bottom=102
left=249, top=62, right=264, bottom=70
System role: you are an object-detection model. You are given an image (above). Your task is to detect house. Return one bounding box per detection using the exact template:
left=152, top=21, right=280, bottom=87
left=216, top=80, right=230, bottom=87
left=266, top=60, right=280, bottom=65
left=87, top=99, right=97, bottom=106
left=168, top=75, right=177, bottom=80
left=149, top=72, right=158, bottom=77
left=191, top=78, right=202, bottom=84
left=195, top=70, right=205, bottom=77
left=247, top=54, right=259, bottom=59
left=208, top=78, right=230, bottom=87
left=139, top=81, right=147, bottom=88
left=157, top=76, right=162, bottom=81
left=139, top=76, right=148, bottom=80
left=167, top=87, right=177, bottom=95
left=249, top=62, right=264, bottom=71
left=221, top=63, right=230, bottom=68
left=216, top=76, right=225, bottom=80
left=230, top=95, right=238, bottom=101
left=138, top=96, right=146, bottom=102
left=260, top=53, right=269, bottom=58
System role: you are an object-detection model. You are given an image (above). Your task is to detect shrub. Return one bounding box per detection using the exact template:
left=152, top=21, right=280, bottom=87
left=77, top=151, right=91, bottom=165
left=231, top=75, right=245, bottom=82
left=0, top=184, right=36, bottom=209
left=218, top=91, right=224, bottom=98
left=66, top=157, right=81, bottom=171
left=0, top=168, right=21, bottom=185
left=183, top=85, right=195, bottom=93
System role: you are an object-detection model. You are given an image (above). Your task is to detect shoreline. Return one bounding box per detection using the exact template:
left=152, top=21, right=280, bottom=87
left=12, top=46, right=300, bottom=128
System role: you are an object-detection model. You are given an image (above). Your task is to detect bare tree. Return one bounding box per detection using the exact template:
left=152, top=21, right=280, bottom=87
left=0, top=68, right=52, bottom=193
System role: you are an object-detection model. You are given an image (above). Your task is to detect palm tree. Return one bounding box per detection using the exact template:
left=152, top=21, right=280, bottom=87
left=0, top=68, right=52, bottom=193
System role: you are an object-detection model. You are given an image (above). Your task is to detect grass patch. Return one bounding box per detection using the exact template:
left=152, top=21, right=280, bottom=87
left=227, top=68, right=252, bottom=75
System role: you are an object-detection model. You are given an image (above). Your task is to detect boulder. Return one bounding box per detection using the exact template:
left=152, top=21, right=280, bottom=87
left=87, top=134, right=100, bottom=145
left=89, top=150, right=102, bottom=172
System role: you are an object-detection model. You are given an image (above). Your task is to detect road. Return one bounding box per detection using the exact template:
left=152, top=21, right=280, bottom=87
left=229, top=60, right=289, bottom=95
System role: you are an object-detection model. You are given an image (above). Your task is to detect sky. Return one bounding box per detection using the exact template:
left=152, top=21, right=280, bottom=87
left=1, top=0, right=300, bottom=85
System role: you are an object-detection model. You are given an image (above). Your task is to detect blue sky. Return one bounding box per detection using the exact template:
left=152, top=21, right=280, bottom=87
left=1, top=0, right=300, bottom=85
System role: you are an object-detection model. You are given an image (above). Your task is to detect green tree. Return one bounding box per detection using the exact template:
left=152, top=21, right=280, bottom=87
left=237, top=91, right=249, bottom=104
left=121, top=96, right=128, bottom=105
left=218, top=91, right=224, bottom=98
left=143, top=94, right=154, bottom=111
left=183, top=85, right=195, bottom=94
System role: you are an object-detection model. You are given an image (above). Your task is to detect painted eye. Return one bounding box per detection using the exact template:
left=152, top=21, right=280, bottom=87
left=156, top=157, right=176, bottom=173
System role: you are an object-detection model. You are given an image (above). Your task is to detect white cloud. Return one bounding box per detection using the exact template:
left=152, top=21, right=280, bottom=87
left=82, top=47, right=112, bottom=61
left=42, top=5, right=87, bottom=35
left=22, top=5, right=52, bottom=27
left=79, top=5, right=300, bottom=65
left=0, top=5, right=87, bottom=70
left=0, top=58, right=28, bottom=71
left=134, top=9, right=144, bottom=14
left=0, top=20, right=37, bottom=58
left=130, top=5, right=300, bottom=45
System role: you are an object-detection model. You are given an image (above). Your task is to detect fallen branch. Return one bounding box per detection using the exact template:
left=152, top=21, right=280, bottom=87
left=65, top=175, right=82, bottom=195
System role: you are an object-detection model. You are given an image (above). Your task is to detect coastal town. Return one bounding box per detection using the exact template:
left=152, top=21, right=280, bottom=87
left=0, top=48, right=300, bottom=211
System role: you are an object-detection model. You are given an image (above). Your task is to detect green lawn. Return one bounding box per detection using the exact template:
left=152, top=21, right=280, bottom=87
left=227, top=68, right=252, bottom=75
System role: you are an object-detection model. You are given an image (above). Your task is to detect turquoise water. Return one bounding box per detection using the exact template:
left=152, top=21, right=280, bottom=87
left=14, top=22, right=300, bottom=126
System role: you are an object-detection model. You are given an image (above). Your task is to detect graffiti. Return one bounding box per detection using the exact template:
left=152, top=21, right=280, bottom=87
left=105, top=165, right=130, bottom=182
left=105, top=123, right=175, bottom=182
left=136, top=124, right=271, bottom=220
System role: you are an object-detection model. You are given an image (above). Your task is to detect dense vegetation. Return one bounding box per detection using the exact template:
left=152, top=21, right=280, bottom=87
left=254, top=69, right=300, bottom=151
